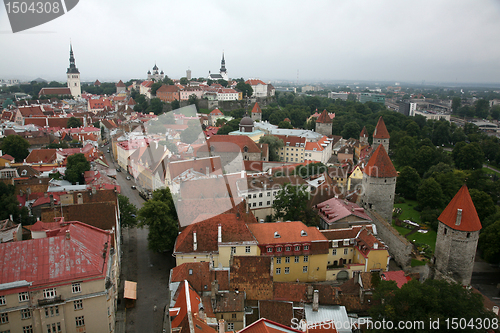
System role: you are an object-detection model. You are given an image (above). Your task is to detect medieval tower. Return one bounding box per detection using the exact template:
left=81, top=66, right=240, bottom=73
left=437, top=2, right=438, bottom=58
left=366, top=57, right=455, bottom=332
left=359, top=126, right=369, bottom=145
left=315, top=109, right=332, bottom=136
left=372, top=116, right=390, bottom=152
left=360, top=144, right=397, bottom=223
left=251, top=102, right=262, bottom=122
left=66, top=44, right=81, bottom=98
left=433, top=185, right=482, bottom=285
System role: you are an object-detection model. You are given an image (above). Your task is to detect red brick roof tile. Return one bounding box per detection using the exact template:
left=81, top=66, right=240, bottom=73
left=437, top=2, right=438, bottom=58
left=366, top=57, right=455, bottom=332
left=252, top=102, right=262, bottom=114
left=258, top=300, right=294, bottom=327
left=316, top=109, right=333, bottom=123
left=438, top=185, right=482, bottom=232
left=373, top=117, right=390, bottom=139
left=360, top=126, right=368, bottom=139
left=363, top=145, right=397, bottom=178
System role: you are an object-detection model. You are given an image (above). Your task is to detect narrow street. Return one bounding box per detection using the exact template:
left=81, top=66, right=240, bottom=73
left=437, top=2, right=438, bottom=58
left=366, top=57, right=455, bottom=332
left=101, top=147, right=175, bottom=333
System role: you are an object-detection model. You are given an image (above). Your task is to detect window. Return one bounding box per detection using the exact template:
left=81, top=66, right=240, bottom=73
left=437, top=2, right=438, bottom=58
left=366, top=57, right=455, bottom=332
left=343, top=239, right=349, bottom=246
left=43, top=288, right=56, bottom=299
left=294, top=245, right=300, bottom=251
left=22, top=326, right=33, bottom=333
left=276, top=257, right=281, bottom=264
left=259, top=202, right=262, bottom=207
left=227, top=323, right=234, bottom=330
left=72, top=282, right=81, bottom=294
left=276, top=267, right=281, bottom=274
left=0, top=330, right=10, bottom=333
left=294, top=256, right=299, bottom=263
left=245, top=246, right=251, bottom=253
left=259, top=193, right=263, bottom=198
left=285, top=246, right=291, bottom=251
left=332, top=249, right=337, bottom=255
left=267, top=192, right=271, bottom=197
left=231, top=247, right=236, bottom=254
left=21, top=309, right=31, bottom=319
left=267, top=247, right=273, bottom=253
left=19, top=292, right=29, bottom=302
left=284, top=267, right=290, bottom=274
left=74, top=300, right=83, bottom=310
left=232, top=313, right=237, bottom=319
left=303, top=266, right=308, bottom=273
left=247, top=195, right=251, bottom=199
left=276, top=246, right=282, bottom=252
left=344, top=248, right=348, bottom=255
left=75, top=316, right=85, bottom=327
left=304, top=245, right=309, bottom=250
left=267, top=201, right=271, bottom=205
left=253, top=194, right=256, bottom=198
left=44, top=306, right=59, bottom=317
left=252, top=202, right=256, bottom=207
left=285, top=256, right=290, bottom=263
left=304, top=255, right=309, bottom=262
left=332, top=241, right=338, bottom=248
left=0, top=296, right=5, bottom=306
left=0, top=313, right=7, bottom=324
left=46, top=323, right=61, bottom=333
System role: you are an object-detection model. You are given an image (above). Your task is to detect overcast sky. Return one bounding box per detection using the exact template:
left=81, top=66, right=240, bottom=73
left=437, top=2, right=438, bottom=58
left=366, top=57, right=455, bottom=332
left=1, top=0, right=500, bottom=84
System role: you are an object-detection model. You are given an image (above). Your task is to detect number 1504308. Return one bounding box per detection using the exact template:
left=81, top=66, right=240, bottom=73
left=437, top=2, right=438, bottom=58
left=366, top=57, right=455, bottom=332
left=5, top=1, right=60, bottom=14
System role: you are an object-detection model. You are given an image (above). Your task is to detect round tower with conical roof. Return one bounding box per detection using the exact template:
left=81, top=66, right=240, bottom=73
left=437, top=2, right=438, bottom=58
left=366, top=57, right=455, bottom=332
left=315, top=109, right=332, bottom=136
left=433, top=185, right=482, bottom=285
left=251, top=102, right=262, bottom=122
left=360, top=144, right=397, bottom=222
left=372, top=116, right=390, bottom=153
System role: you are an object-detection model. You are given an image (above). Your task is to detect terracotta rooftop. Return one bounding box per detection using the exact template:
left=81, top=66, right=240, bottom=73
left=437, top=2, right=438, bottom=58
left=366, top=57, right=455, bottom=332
left=116, top=80, right=126, bottom=87
left=245, top=79, right=266, bottom=86
left=39, top=87, right=72, bottom=96
left=380, top=270, right=412, bottom=288
left=360, top=126, right=368, bottom=139
left=373, top=116, right=390, bottom=139
left=438, top=185, right=482, bottom=232
left=247, top=221, right=327, bottom=245
left=241, top=318, right=303, bottom=333
left=25, top=149, right=57, bottom=164
left=203, top=135, right=262, bottom=154
left=157, top=84, right=180, bottom=93
left=252, top=102, right=262, bottom=114
left=258, top=300, right=294, bottom=327
left=316, top=198, right=371, bottom=225
left=230, top=256, right=273, bottom=301
left=363, top=145, right=397, bottom=178
left=316, top=109, right=333, bottom=123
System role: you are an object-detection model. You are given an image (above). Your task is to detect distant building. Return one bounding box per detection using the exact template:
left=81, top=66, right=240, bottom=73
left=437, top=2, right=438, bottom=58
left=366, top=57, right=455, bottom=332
left=372, top=116, right=390, bottom=153
left=245, top=79, right=268, bottom=98
left=251, top=102, right=262, bottom=122
left=359, top=93, right=385, bottom=104
left=315, top=109, right=333, bottom=136
left=147, top=64, right=164, bottom=81
left=66, top=44, right=81, bottom=98
left=208, top=53, right=228, bottom=81
left=116, top=80, right=126, bottom=94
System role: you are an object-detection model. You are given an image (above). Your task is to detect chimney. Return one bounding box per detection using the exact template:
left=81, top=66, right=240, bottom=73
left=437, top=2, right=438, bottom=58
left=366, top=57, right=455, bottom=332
left=218, top=319, right=225, bottom=333
left=312, top=290, right=319, bottom=311
left=218, top=224, right=222, bottom=243
left=193, top=231, right=198, bottom=251
left=198, top=302, right=205, bottom=321
left=373, top=242, right=379, bottom=250
left=455, top=208, right=462, bottom=226
left=65, top=230, right=70, bottom=240
left=50, top=194, right=54, bottom=208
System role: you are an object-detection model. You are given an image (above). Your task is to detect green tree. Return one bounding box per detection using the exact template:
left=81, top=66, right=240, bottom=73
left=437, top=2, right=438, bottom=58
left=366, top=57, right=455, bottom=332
left=138, top=188, right=179, bottom=252
left=146, top=98, right=164, bottom=115
left=171, top=99, right=180, bottom=110
left=341, top=121, right=360, bottom=139
left=259, top=135, right=284, bottom=162
left=0, top=182, right=22, bottom=222
left=273, top=183, right=313, bottom=224
left=491, top=105, right=500, bottom=120
left=217, top=79, right=228, bottom=87
left=475, top=99, right=490, bottom=119
left=417, top=177, right=445, bottom=210
left=67, top=116, right=82, bottom=128
left=64, top=153, right=90, bottom=185
left=217, top=118, right=241, bottom=135
left=151, top=82, right=163, bottom=96
left=451, top=96, right=462, bottom=114
left=479, top=220, right=500, bottom=263
left=188, top=94, right=199, bottom=111
left=0, top=135, right=30, bottom=162
left=469, top=189, right=496, bottom=222
left=179, top=77, right=188, bottom=85
left=396, top=166, right=421, bottom=200
left=235, top=81, right=253, bottom=98
left=278, top=121, right=293, bottom=129
left=2, top=98, right=14, bottom=109
left=370, top=279, right=496, bottom=333
left=118, top=194, right=138, bottom=228
left=215, top=118, right=226, bottom=127
left=453, top=142, right=484, bottom=170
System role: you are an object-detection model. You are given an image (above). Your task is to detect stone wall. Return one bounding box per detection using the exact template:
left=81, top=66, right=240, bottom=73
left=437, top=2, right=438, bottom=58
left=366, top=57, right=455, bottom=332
left=367, top=210, right=412, bottom=269
left=360, top=174, right=396, bottom=223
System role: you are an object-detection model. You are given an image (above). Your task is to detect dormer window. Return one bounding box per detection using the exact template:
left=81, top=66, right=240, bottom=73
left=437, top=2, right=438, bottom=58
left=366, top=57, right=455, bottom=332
left=189, top=269, right=193, bottom=275
left=332, top=241, right=338, bottom=248
left=274, top=231, right=280, bottom=238
left=21, top=170, right=27, bottom=176
left=276, top=246, right=282, bottom=252
left=343, top=239, right=349, bottom=246
left=285, top=246, right=291, bottom=251
left=301, top=230, right=307, bottom=237
left=243, top=146, right=248, bottom=153
left=304, top=245, right=310, bottom=251
left=294, top=245, right=300, bottom=251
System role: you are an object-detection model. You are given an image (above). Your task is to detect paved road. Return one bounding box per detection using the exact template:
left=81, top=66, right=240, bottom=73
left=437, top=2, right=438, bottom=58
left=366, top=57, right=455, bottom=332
left=100, top=147, right=174, bottom=333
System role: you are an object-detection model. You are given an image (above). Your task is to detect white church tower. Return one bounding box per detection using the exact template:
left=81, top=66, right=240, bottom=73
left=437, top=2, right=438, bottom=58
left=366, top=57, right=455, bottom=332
left=67, top=44, right=81, bottom=98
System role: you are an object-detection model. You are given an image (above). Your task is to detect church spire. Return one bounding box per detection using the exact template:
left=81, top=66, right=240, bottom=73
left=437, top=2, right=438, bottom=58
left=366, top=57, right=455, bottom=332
left=220, top=52, right=226, bottom=73
left=67, top=43, right=79, bottom=74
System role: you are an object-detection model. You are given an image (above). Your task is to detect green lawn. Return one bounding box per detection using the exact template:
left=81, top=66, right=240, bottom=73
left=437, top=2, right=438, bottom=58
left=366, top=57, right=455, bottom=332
left=411, top=259, right=427, bottom=267
left=406, top=229, right=437, bottom=252
left=482, top=167, right=500, bottom=177
left=394, top=200, right=421, bottom=223
left=199, top=108, right=211, bottom=114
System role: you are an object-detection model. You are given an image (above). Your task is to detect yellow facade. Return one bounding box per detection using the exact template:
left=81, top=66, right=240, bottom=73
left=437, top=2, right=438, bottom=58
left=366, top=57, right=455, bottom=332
left=347, top=165, right=364, bottom=190
left=175, top=244, right=260, bottom=269
left=272, top=253, right=328, bottom=282
left=279, top=146, right=305, bottom=163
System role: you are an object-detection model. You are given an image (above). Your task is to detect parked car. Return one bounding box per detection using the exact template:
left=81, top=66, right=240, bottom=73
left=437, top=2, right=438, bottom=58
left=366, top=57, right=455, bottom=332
left=126, top=176, right=131, bottom=180
left=116, top=168, right=121, bottom=172
left=131, top=185, right=137, bottom=190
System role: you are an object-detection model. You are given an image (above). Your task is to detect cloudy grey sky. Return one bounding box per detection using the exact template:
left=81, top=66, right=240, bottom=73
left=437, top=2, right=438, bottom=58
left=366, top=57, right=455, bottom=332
left=1, top=0, right=500, bottom=84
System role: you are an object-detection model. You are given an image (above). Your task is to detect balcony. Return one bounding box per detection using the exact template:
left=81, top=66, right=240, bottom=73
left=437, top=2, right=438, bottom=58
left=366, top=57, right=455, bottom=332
left=38, top=295, right=63, bottom=306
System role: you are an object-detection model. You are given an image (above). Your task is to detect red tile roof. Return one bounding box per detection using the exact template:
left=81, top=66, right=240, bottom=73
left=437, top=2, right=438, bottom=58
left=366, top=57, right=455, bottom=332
left=274, top=135, right=306, bottom=147
left=240, top=318, right=303, bottom=333
left=316, top=109, right=333, bottom=123
left=252, top=102, right=262, bottom=114
left=363, top=145, right=397, bottom=178
left=25, top=149, right=57, bottom=163
left=204, top=135, right=262, bottom=154
left=127, top=98, right=136, bottom=105
left=316, top=198, right=371, bottom=225
left=1, top=154, right=14, bottom=162
left=0, top=222, right=110, bottom=287
left=258, top=300, right=294, bottom=327
left=18, top=105, right=45, bottom=117
left=209, top=108, right=223, bottom=116
left=116, top=80, right=126, bottom=87
left=157, top=84, right=180, bottom=92
left=360, top=126, right=368, bottom=139
left=245, top=79, right=267, bottom=86
left=438, top=185, right=482, bottom=232
left=38, top=88, right=72, bottom=96
left=373, top=117, right=390, bottom=139
left=174, top=214, right=255, bottom=254
left=380, top=270, right=411, bottom=288
left=247, top=221, right=327, bottom=245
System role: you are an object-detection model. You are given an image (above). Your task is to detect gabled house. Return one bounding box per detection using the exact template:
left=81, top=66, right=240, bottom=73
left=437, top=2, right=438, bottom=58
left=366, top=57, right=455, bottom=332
left=315, top=197, right=372, bottom=229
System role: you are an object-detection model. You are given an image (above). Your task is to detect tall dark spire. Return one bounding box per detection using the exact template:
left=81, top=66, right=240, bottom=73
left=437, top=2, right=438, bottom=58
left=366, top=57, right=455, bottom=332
left=220, top=52, right=226, bottom=73
left=67, top=44, right=80, bottom=74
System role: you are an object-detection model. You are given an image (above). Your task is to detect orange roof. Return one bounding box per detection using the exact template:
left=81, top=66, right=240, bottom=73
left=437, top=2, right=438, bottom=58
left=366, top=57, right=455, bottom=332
left=127, top=98, right=136, bottom=105
left=116, top=80, right=125, bottom=87
left=373, top=116, right=390, bottom=139
left=438, top=185, right=482, bottom=232
left=363, top=145, right=397, bottom=178
left=240, top=318, right=303, bottom=333
left=360, top=126, right=368, bottom=138
left=316, top=109, right=333, bottom=123
left=245, top=79, right=266, bottom=86
left=203, top=135, right=262, bottom=154
left=247, top=221, right=327, bottom=245
left=252, top=102, right=262, bottom=114
left=157, top=84, right=179, bottom=93
left=209, top=108, right=223, bottom=116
